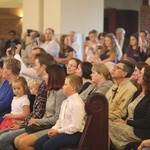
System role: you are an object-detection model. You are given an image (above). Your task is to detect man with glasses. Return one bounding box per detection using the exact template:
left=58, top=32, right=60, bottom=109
left=0, top=58, right=21, bottom=123
left=106, top=60, right=137, bottom=121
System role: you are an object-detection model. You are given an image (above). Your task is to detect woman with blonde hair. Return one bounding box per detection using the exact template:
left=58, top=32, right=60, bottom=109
left=99, top=33, right=122, bottom=63
left=80, top=63, right=113, bottom=103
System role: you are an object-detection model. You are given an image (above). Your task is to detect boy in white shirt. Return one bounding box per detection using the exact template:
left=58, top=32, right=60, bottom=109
left=34, top=74, right=86, bottom=150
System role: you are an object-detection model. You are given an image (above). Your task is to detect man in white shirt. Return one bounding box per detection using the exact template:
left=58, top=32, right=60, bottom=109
left=34, top=74, right=86, bottom=149
left=68, top=31, right=79, bottom=58
left=41, top=28, right=59, bottom=59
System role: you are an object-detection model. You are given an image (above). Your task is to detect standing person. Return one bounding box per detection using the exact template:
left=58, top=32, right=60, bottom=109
left=57, top=35, right=74, bottom=67
left=21, top=30, right=41, bottom=66
left=109, top=65, right=150, bottom=150
left=14, top=64, right=66, bottom=150
left=0, top=53, right=55, bottom=150
left=0, top=58, right=21, bottom=123
left=115, top=28, right=129, bottom=54
left=83, top=29, right=99, bottom=61
left=106, top=60, right=137, bottom=121
left=41, top=28, right=59, bottom=59
left=68, top=31, right=79, bottom=58
left=0, top=77, right=30, bottom=130
left=5, top=30, right=20, bottom=55
left=34, top=75, right=86, bottom=150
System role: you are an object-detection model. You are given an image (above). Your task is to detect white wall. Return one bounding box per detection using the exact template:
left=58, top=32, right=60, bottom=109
left=23, top=0, right=43, bottom=32
left=61, top=0, right=104, bottom=34
left=43, top=0, right=61, bottom=34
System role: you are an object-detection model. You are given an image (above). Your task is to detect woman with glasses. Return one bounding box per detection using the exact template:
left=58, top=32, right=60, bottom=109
left=65, top=58, right=81, bottom=75
left=0, top=58, right=21, bottom=123
left=109, top=65, right=150, bottom=150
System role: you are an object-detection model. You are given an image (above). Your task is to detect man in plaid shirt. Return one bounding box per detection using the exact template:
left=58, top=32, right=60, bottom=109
left=0, top=53, right=55, bottom=150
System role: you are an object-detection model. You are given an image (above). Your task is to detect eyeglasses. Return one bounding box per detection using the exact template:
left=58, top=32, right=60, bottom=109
left=65, top=64, right=77, bottom=68
left=114, top=65, right=126, bottom=71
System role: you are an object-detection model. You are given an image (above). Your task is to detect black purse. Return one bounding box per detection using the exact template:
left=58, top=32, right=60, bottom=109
left=25, top=124, right=52, bottom=134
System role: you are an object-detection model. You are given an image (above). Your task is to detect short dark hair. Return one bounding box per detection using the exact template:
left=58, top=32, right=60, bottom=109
left=89, top=29, right=98, bottom=35
left=98, top=32, right=107, bottom=40
left=140, top=30, right=149, bottom=37
left=46, top=64, right=66, bottom=90
left=80, top=62, right=92, bottom=79
left=118, top=60, right=135, bottom=78
left=35, top=53, right=55, bottom=67
left=32, top=47, right=46, bottom=54
left=46, top=28, right=55, bottom=35
left=9, top=30, right=16, bottom=35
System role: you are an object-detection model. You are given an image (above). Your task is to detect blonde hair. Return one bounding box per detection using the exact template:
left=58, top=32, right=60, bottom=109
left=92, top=63, right=111, bottom=80
left=66, top=75, right=83, bottom=93
left=28, top=80, right=41, bottom=89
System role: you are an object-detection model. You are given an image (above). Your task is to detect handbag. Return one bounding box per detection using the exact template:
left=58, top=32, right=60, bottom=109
left=25, top=124, right=52, bottom=134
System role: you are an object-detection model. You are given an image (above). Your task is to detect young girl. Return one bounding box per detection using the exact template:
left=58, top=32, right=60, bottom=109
left=0, top=76, right=30, bottom=130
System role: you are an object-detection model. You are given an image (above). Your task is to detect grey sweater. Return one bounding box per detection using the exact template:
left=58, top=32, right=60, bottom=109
left=35, top=89, right=67, bottom=125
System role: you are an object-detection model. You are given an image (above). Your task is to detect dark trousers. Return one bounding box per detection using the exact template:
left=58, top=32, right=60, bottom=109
left=34, top=132, right=82, bottom=150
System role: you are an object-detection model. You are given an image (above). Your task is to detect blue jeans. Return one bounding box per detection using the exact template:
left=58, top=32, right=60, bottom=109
left=34, top=132, right=82, bottom=150
left=0, top=128, right=25, bottom=150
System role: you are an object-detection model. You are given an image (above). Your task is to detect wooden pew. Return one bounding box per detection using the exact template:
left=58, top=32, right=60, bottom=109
left=60, top=93, right=108, bottom=150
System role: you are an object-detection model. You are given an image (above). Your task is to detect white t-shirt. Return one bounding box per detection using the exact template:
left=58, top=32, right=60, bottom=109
left=11, top=95, right=30, bottom=114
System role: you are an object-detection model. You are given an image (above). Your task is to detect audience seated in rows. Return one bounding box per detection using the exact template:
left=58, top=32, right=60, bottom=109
left=0, top=53, right=55, bottom=150
left=109, top=65, right=150, bottom=150
left=106, top=60, right=137, bottom=120
left=14, top=64, right=67, bottom=150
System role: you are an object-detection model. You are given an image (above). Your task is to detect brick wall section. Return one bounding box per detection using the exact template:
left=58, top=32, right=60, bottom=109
left=0, top=8, right=22, bottom=56
left=140, top=5, right=150, bottom=33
